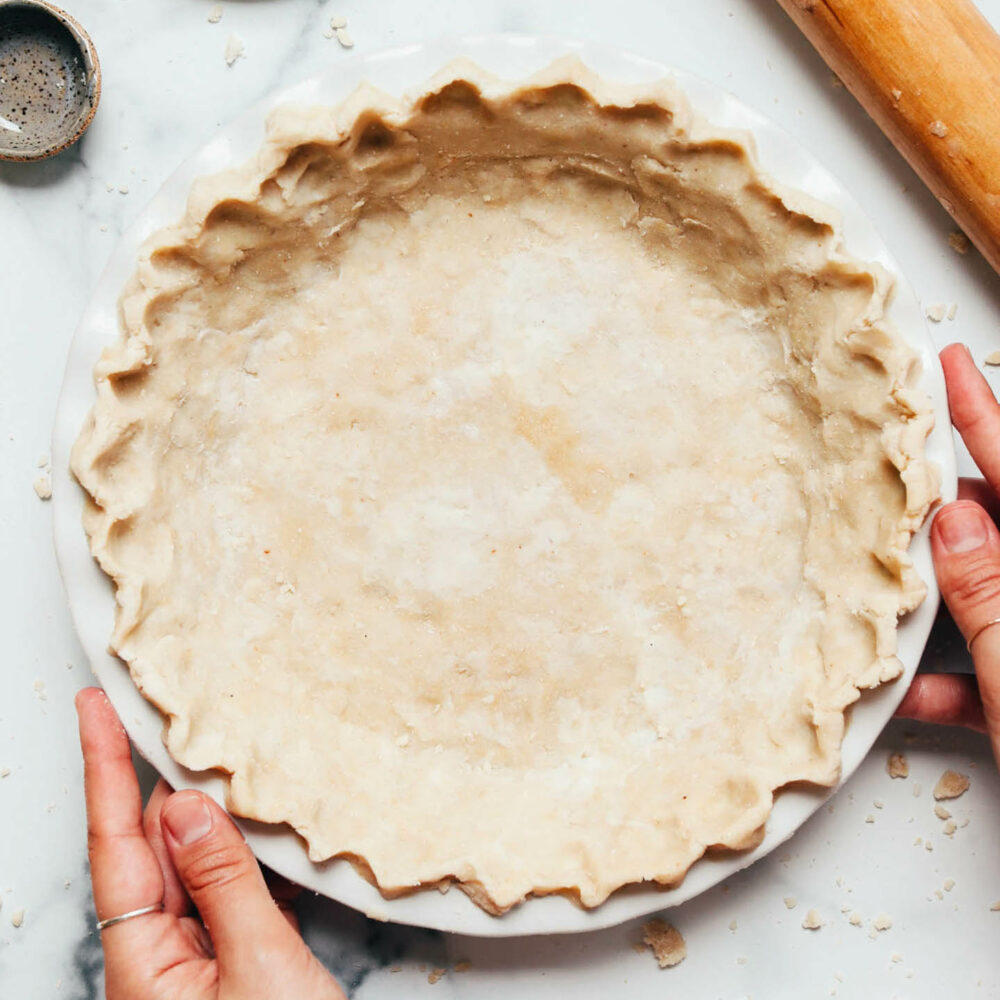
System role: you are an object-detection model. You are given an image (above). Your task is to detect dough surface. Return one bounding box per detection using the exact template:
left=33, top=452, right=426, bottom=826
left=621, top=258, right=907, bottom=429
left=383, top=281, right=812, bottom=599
left=72, top=59, right=938, bottom=914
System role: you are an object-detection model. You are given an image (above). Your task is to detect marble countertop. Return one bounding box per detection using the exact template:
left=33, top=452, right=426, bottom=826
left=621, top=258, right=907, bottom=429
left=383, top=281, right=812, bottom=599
left=3, top=1, right=1000, bottom=997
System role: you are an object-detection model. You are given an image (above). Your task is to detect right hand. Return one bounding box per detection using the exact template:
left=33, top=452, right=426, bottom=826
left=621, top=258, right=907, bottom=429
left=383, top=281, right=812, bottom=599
left=897, top=343, right=1000, bottom=766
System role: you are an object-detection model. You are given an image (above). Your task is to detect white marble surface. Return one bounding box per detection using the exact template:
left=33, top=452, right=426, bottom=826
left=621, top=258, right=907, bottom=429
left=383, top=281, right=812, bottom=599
left=2, top=1, right=1000, bottom=997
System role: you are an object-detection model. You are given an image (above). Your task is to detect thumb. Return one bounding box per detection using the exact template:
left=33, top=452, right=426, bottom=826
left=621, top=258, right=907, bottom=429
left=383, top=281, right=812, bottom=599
left=932, top=500, right=1000, bottom=762
left=161, top=790, right=301, bottom=969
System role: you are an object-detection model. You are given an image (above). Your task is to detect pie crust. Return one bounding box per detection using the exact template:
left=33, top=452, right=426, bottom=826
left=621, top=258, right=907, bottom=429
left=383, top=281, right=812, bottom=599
left=72, top=59, right=939, bottom=915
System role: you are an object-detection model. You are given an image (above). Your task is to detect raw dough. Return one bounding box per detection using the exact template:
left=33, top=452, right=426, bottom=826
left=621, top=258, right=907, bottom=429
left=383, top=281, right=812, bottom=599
left=72, top=59, right=938, bottom=914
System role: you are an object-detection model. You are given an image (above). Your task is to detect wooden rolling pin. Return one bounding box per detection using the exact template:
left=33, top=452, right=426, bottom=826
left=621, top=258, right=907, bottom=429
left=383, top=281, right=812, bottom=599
left=775, top=0, right=1000, bottom=274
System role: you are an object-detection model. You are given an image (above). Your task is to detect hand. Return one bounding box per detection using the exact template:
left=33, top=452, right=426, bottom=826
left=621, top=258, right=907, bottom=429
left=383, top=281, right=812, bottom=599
left=76, top=687, right=347, bottom=1000
left=897, top=344, right=1000, bottom=764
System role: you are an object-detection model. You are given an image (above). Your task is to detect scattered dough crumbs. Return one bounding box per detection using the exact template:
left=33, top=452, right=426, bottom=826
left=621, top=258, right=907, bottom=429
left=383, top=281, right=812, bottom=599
left=11, top=908, right=24, bottom=928
left=929, top=120, right=949, bottom=137
left=948, top=230, right=970, bottom=254
left=934, top=770, right=970, bottom=801
left=887, top=753, right=909, bottom=779
left=784, top=896, right=797, bottom=909
left=428, top=968, right=447, bottom=985
left=224, top=34, right=245, bottom=66
left=925, top=303, right=947, bottom=322
left=872, top=914, right=893, bottom=932
left=207, top=4, right=223, bottom=23
left=33, top=474, right=52, bottom=500
left=802, top=909, right=824, bottom=930
left=335, top=27, right=354, bottom=48
left=641, top=919, right=687, bottom=968
left=934, top=804, right=951, bottom=821
left=984, top=350, right=1000, bottom=366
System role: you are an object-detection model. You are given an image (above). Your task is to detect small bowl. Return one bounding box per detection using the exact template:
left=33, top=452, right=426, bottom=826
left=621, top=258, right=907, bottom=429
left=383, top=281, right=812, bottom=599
left=0, top=0, right=101, bottom=161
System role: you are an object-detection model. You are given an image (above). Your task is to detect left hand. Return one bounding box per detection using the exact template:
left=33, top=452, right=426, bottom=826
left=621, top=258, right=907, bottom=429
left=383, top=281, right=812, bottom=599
left=76, top=687, right=347, bottom=1000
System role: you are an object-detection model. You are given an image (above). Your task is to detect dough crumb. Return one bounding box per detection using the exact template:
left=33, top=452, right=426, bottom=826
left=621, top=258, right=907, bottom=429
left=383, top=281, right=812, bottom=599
left=914, top=836, right=923, bottom=846
left=33, top=679, right=47, bottom=701
left=891, top=88, right=903, bottom=101
left=10, top=908, right=24, bottom=928
left=849, top=911, right=863, bottom=927
left=984, top=350, right=1000, bottom=366
left=428, top=968, right=446, bottom=984
left=641, top=919, right=686, bottom=968
left=891, top=953, right=903, bottom=963
left=736, top=956, right=747, bottom=965
left=453, top=961, right=471, bottom=973
left=912, top=782, right=921, bottom=798
left=948, top=230, right=971, bottom=254
left=873, top=799, right=884, bottom=809
left=0, top=768, right=10, bottom=778
left=933, top=770, right=970, bottom=801
left=943, top=819, right=957, bottom=836
left=224, top=34, right=245, bottom=66
left=784, top=896, right=797, bottom=909
left=330, top=14, right=347, bottom=28
left=802, top=909, right=824, bottom=930
left=207, top=4, right=223, bottom=23
left=947, top=302, right=958, bottom=321
left=990, top=902, right=1000, bottom=912
left=943, top=879, right=955, bottom=892
left=925, top=303, right=947, bottom=322
left=872, top=914, right=893, bottom=932
left=887, top=752, right=909, bottom=778
left=335, top=27, right=354, bottom=48
left=33, top=474, right=52, bottom=500
left=728, top=919, right=738, bottom=931
left=865, top=814, right=875, bottom=824
left=929, top=120, right=949, bottom=137
left=925, top=840, right=934, bottom=852
left=934, top=804, right=951, bottom=821
left=389, top=965, right=402, bottom=973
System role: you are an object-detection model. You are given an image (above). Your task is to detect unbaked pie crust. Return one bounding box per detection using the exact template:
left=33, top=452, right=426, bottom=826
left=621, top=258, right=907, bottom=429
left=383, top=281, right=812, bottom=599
left=72, top=58, right=939, bottom=915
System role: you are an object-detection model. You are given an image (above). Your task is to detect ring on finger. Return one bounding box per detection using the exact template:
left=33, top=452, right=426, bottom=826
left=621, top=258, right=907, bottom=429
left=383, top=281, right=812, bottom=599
left=967, top=617, right=1000, bottom=653
left=96, top=901, right=164, bottom=931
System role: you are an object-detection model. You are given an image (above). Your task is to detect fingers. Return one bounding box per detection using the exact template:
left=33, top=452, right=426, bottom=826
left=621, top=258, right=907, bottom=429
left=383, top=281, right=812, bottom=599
left=940, top=343, right=1000, bottom=493
left=957, top=477, right=1000, bottom=526
left=931, top=501, right=1000, bottom=762
left=263, top=867, right=303, bottom=933
left=76, top=688, right=168, bottom=986
left=143, top=780, right=191, bottom=918
left=160, top=790, right=303, bottom=973
left=895, top=673, right=986, bottom=731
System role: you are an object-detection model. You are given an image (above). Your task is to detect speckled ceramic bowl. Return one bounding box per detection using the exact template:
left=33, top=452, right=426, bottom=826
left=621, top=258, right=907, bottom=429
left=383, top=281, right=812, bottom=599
left=0, top=0, right=100, bottom=161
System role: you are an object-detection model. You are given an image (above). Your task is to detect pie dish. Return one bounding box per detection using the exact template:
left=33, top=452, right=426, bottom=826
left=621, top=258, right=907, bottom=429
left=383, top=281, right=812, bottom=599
left=55, top=37, right=953, bottom=933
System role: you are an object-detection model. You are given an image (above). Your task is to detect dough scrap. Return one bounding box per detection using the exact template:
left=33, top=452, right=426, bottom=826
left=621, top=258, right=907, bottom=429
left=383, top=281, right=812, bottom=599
left=933, top=770, right=970, bottom=801
left=641, top=918, right=687, bottom=967
left=72, top=59, right=938, bottom=915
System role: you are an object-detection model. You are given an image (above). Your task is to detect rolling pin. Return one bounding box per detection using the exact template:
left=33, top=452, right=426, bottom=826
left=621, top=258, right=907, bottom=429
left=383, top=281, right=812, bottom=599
left=775, top=0, right=1000, bottom=274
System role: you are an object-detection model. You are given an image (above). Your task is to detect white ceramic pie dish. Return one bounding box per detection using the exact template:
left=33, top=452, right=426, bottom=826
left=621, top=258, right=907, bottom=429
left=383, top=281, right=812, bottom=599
left=52, top=34, right=957, bottom=937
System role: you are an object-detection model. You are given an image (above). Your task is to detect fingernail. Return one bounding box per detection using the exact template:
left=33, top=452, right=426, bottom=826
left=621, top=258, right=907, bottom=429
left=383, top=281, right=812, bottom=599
left=937, top=504, right=990, bottom=554
left=163, top=793, right=214, bottom=846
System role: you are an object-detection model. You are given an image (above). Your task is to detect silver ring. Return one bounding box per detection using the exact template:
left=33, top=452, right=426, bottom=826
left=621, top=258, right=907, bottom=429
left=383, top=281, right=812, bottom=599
left=967, top=617, right=1000, bottom=653
left=96, top=902, right=164, bottom=931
